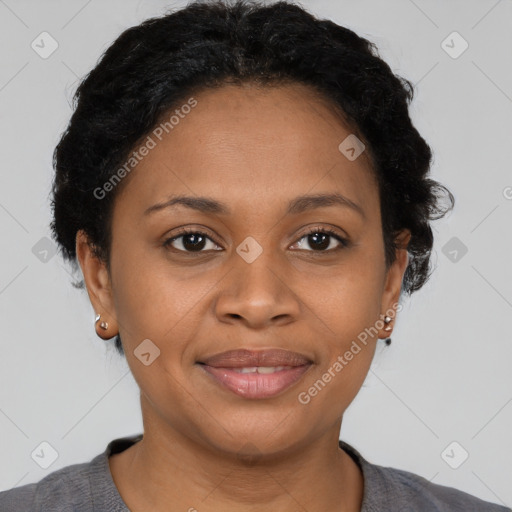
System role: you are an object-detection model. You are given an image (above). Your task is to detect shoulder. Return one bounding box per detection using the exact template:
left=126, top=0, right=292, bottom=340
left=374, top=463, right=510, bottom=512
left=339, top=440, right=511, bottom=512
left=0, top=455, right=102, bottom=512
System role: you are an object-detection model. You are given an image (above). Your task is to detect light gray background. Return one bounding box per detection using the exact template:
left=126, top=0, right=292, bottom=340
left=0, top=0, right=511, bottom=507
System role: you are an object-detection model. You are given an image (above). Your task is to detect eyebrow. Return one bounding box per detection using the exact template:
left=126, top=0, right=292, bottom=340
left=144, top=192, right=365, bottom=218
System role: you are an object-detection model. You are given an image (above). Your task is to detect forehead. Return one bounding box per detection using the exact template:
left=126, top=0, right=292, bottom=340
left=114, top=82, right=379, bottom=220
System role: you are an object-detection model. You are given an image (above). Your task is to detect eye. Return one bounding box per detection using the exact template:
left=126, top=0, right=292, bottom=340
left=163, top=228, right=221, bottom=253
left=163, top=226, right=350, bottom=254
left=290, top=226, right=349, bottom=252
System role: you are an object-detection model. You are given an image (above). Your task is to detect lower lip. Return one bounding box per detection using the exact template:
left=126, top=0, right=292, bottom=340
left=198, top=364, right=312, bottom=399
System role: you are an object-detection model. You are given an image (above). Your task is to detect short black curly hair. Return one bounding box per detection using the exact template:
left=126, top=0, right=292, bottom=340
left=50, top=0, right=454, bottom=356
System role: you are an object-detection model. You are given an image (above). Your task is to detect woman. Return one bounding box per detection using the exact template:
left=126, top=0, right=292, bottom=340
left=1, top=0, right=509, bottom=510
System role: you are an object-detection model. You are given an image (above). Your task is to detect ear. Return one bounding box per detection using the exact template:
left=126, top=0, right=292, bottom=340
left=378, top=228, right=411, bottom=336
left=76, top=230, right=118, bottom=339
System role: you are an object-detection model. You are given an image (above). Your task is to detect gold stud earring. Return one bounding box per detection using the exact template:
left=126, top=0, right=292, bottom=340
left=383, top=315, right=392, bottom=332
left=95, top=313, right=108, bottom=330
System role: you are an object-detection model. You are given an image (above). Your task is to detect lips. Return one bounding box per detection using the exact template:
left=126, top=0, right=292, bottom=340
left=197, top=348, right=313, bottom=399
left=198, top=348, right=312, bottom=368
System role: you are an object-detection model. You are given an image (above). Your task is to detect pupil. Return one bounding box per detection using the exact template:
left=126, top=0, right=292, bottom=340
left=309, top=233, right=329, bottom=250
left=184, top=233, right=206, bottom=251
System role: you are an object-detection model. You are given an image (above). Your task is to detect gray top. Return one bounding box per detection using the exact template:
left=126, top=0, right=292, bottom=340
left=0, top=434, right=509, bottom=511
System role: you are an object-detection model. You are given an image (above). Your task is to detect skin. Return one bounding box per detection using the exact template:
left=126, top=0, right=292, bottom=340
left=76, top=82, right=410, bottom=512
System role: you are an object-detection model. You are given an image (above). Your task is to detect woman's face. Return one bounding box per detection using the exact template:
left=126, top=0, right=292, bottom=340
left=78, top=82, right=409, bottom=456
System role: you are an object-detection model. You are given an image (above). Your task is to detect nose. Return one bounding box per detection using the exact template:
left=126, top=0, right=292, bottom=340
left=213, top=249, right=301, bottom=329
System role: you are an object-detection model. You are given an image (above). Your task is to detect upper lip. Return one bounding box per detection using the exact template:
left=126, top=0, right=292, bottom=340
left=198, top=349, right=313, bottom=368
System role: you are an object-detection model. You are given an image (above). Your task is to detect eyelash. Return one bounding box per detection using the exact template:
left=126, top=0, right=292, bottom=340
left=163, top=226, right=350, bottom=254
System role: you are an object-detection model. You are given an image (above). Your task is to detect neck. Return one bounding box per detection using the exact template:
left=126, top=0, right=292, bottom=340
left=109, top=397, right=364, bottom=512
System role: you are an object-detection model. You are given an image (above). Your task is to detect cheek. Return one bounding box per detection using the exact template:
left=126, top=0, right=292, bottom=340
left=294, top=340, right=376, bottom=432
left=299, top=248, right=383, bottom=391
left=109, top=243, right=216, bottom=353
left=300, top=251, right=383, bottom=334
